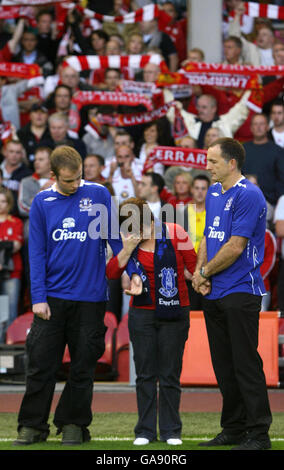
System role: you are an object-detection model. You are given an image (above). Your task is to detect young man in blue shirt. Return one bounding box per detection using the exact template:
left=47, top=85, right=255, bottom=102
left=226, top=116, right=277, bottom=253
left=14, top=145, right=141, bottom=446
left=192, top=137, right=272, bottom=451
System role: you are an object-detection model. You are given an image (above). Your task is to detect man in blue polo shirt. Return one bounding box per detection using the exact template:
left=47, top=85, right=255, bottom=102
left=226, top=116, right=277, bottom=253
left=14, top=145, right=141, bottom=446
left=192, top=137, right=272, bottom=451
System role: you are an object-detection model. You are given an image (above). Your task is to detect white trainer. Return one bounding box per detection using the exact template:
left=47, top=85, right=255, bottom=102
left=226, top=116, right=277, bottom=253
left=133, top=437, right=150, bottom=445
left=167, top=438, right=182, bottom=445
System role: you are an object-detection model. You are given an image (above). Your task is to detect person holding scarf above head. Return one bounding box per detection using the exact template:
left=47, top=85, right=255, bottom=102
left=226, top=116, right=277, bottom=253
left=106, top=197, right=197, bottom=446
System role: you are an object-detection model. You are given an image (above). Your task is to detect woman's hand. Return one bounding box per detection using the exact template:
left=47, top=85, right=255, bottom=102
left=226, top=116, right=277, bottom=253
left=121, top=232, right=141, bottom=256
left=124, top=274, right=143, bottom=296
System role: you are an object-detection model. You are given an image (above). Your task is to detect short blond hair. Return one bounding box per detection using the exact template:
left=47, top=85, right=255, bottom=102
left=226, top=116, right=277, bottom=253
left=0, top=187, right=14, bottom=213
left=50, top=145, right=82, bottom=178
left=173, top=171, right=193, bottom=195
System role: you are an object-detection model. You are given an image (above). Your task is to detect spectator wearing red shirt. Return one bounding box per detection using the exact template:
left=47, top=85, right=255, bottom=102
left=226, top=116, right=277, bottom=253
left=0, top=18, right=25, bottom=63
left=106, top=197, right=196, bottom=446
left=160, top=1, right=187, bottom=64
left=0, top=187, right=23, bottom=343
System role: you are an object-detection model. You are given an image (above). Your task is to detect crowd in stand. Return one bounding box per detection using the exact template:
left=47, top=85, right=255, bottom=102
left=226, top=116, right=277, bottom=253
left=1, top=0, right=284, bottom=343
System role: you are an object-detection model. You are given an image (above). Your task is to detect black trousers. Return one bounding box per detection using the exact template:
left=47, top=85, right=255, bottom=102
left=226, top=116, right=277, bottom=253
left=128, top=306, right=189, bottom=441
left=202, top=293, right=272, bottom=438
left=17, top=297, right=106, bottom=435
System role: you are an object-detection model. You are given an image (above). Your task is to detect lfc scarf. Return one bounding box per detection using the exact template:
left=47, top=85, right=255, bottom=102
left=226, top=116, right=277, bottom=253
left=0, top=122, right=13, bottom=145
left=72, top=90, right=155, bottom=112
left=131, top=220, right=183, bottom=320
left=63, top=54, right=169, bottom=73
left=143, top=146, right=207, bottom=173
left=81, top=4, right=172, bottom=30
left=0, top=62, right=41, bottom=79
left=157, top=66, right=262, bottom=91
left=96, top=101, right=173, bottom=127
left=230, top=2, right=284, bottom=20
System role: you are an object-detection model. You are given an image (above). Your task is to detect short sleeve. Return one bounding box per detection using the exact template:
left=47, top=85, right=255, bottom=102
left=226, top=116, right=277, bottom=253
left=231, top=189, right=266, bottom=239
left=274, top=195, right=284, bottom=222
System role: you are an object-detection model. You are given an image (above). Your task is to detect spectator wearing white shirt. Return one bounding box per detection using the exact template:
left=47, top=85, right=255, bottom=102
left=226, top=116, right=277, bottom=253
left=137, top=172, right=165, bottom=219
left=274, top=195, right=284, bottom=311
left=268, top=100, right=284, bottom=148
left=102, top=144, right=142, bottom=203
left=228, top=2, right=275, bottom=66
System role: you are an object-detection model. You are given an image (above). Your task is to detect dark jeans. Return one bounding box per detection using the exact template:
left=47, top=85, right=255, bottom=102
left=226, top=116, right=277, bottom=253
left=17, top=297, right=106, bottom=435
left=128, top=306, right=190, bottom=441
left=202, top=293, right=272, bottom=439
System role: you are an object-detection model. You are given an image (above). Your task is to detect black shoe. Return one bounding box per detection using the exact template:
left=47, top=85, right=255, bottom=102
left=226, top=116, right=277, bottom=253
left=13, top=426, right=48, bottom=446
left=231, top=436, right=271, bottom=450
left=61, top=424, right=83, bottom=446
left=198, top=431, right=246, bottom=447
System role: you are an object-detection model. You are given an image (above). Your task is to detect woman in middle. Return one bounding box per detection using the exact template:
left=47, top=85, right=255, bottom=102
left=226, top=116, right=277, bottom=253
left=106, top=197, right=197, bottom=446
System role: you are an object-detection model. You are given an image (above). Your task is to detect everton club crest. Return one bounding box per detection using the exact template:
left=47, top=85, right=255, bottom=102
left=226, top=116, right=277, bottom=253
left=79, top=197, right=93, bottom=212
left=159, top=267, right=178, bottom=298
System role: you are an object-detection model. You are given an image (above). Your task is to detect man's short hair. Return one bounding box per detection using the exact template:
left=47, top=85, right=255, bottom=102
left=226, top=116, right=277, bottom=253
left=54, top=84, right=73, bottom=98
left=208, top=137, right=245, bottom=171
left=270, top=99, right=284, bottom=111
left=251, top=112, right=269, bottom=125
left=50, top=145, right=82, bottom=178
left=188, top=47, right=205, bottom=61
left=192, top=174, right=211, bottom=187
left=224, top=36, right=242, bottom=50
left=34, top=146, right=52, bottom=157
left=115, top=129, right=134, bottom=143
left=48, top=112, right=69, bottom=125
left=144, top=172, right=165, bottom=193
left=85, top=154, right=105, bottom=166
left=0, top=187, right=14, bottom=213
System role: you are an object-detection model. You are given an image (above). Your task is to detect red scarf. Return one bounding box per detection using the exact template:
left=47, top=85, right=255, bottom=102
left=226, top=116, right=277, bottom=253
left=0, top=62, right=41, bottom=79
left=72, top=90, right=155, bottom=112
left=143, top=146, right=207, bottom=173
left=80, top=4, right=172, bottom=30
left=96, top=101, right=173, bottom=127
left=63, top=54, right=169, bottom=74
left=229, top=2, right=284, bottom=20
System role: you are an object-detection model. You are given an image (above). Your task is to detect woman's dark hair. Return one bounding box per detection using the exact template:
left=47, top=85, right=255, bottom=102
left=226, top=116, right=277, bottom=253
left=119, top=197, right=154, bottom=236
left=208, top=137, right=246, bottom=170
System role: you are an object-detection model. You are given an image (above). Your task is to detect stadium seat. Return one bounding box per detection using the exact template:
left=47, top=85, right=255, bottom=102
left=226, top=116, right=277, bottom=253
left=96, top=311, right=118, bottom=367
left=5, top=312, right=34, bottom=345
left=115, top=313, right=130, bottom=382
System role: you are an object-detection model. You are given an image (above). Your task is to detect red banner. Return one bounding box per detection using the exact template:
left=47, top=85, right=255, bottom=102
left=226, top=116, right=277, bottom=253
left=0, top=122, right=13, bottom=145
left=182, top=62, right=284, bottom=77
left=81, top=4, right=172, bottom=29
left=0, top=62, right=41, bottom=79
left=72, top=90, right=155, bottom=111
left=143, top=146, right=207, bottom=173
left=0, top=5, right=35, bottom=24
left=156, top=62, right=284, bottom=90
left=97, top=102, right=173, bottom=128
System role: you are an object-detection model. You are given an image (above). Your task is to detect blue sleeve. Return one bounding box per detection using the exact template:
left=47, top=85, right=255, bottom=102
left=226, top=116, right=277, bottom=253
left=231, top=189, right=267, bottom=238
left=28, top=196, right=48, bottom=304
left=104, top=190, right=139, bottom=279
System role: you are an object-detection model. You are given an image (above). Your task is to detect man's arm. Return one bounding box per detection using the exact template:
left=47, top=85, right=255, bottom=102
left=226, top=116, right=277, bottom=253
left=28, top=197, right=51, bottom=319
left=192, top=235, right=248, bottom=292
left=203, top=235, right=248, bottom=278
left=8, top=18, right=25, bottom=54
